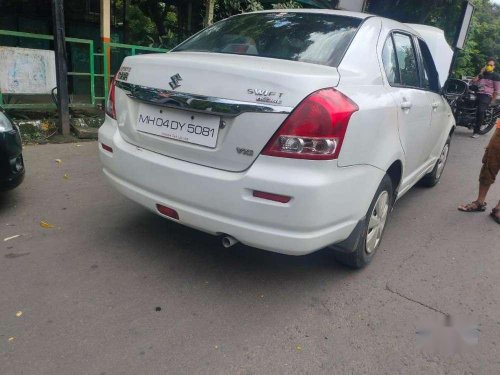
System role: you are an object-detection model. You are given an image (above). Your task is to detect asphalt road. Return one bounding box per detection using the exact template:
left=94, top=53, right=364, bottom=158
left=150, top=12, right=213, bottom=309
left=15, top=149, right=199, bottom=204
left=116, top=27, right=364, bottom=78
left=1, top=128, right=500, bottom=375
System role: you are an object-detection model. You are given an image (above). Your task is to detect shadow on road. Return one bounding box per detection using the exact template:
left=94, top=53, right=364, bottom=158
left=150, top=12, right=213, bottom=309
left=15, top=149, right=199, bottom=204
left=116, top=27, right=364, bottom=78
left=0, top=190, right=17, bottom=212
left=96, top=206, right=357, bottom=292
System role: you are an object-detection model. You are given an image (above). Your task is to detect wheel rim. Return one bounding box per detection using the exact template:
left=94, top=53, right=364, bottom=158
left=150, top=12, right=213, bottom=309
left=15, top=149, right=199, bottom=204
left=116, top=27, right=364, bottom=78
left=435, top=143, right=449, bottom=180
left=366, top=191, right=389, bottom=254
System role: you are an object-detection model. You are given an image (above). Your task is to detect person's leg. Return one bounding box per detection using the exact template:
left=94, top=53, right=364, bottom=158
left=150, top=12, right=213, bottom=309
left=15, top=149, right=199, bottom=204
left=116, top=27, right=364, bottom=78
left=477, top=183, right=491, bottom=203
left=474, top=94, right=491, bottom=135
left=458, top=181, right=490, bottom=211
left=459, top=129, right=500, bottom=211
left=490, top=133, right=500, bottom=217
left=491, top=200, right=500, bottom=223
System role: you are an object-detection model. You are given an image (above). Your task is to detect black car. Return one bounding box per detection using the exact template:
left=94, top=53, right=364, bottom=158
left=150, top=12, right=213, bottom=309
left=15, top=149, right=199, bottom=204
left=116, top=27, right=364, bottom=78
left=0, top=109, right=24, bottom=190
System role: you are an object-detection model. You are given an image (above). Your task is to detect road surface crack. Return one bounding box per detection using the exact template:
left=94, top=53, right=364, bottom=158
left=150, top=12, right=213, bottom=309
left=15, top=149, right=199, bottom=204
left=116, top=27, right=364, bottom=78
left=385, top=282, right=447, bottom=316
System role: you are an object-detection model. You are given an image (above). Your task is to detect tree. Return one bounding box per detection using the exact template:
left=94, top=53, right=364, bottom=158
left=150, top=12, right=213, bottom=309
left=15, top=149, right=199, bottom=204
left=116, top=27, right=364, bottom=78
left=114, top=0, right=179, bottom=48
left=214, top=0, right=264, bottom=22
left=366, top=0, right=464, bottom=43
left=455, top=0, right=500, bottom=77
left=115, top=0, right=498, bottom=77
left=366, top=0, right=499, bottom=78
left=131, top=0, right=171, bottom=36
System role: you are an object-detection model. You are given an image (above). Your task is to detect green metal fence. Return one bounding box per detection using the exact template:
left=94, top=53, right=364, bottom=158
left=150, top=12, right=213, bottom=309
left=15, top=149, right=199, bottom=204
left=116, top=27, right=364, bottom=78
left=103, top=41, right=168, bottom=101
left=0, top=29, right=167, bottom=111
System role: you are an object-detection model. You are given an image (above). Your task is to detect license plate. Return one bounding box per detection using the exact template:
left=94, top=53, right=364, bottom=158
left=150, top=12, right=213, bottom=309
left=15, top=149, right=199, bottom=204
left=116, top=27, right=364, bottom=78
left=136, top=104, right=220, bottom=148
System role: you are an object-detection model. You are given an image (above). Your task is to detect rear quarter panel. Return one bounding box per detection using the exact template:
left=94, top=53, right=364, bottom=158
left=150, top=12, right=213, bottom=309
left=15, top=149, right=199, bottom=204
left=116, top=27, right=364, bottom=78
left=337, top=17, right=405, bottom=173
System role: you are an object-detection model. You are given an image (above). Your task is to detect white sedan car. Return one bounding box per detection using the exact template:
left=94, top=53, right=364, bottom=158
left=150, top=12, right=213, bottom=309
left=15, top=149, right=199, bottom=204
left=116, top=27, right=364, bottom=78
left=99, top=10, right=455, bottom=268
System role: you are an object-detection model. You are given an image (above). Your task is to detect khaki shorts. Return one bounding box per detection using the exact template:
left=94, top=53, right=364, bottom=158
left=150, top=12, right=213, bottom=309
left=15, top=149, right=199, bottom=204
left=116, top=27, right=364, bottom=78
left=479, top=128, right=500, bottom=186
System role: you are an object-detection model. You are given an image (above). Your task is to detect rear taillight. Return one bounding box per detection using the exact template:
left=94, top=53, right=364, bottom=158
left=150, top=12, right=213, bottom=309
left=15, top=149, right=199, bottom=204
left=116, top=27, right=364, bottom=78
left=261, top=88, right=358, bottom=160
left=105, top=78, right=117, bottom=119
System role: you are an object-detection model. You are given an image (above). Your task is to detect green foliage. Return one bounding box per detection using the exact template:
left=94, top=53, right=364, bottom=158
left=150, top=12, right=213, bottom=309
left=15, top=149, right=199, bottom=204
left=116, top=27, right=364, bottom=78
left=214, top=0, right=264, bottom=22
left=16, top=119, right=58, bottom=144
left=116, top=0, right=498, bottom=78
left=116, top=0, right=156, bottom=44
left=272, top=1, right=302, bottom=9
left=366, top=0, right=464, bottom=44
left=455, top=0, right=500, bottom=78
left=366, top=0, right=499, bottom=78
left=117, top=0, right=180, bottom=48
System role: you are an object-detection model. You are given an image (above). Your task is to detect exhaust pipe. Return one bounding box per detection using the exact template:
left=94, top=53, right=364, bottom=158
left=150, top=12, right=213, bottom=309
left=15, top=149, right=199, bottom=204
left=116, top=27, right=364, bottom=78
left=221, top=235, right=238, bottom=248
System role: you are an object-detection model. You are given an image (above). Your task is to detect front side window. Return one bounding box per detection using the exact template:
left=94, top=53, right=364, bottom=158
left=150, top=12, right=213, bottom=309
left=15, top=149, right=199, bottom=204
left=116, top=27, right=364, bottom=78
left=173, top=13, right=362, bottom=67
left=392, top=33, right=420, bottom=88
left=418, top=39, right=440, bottom=92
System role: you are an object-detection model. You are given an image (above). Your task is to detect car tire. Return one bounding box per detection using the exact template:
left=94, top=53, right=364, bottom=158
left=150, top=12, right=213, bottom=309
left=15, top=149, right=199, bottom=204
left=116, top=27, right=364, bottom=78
left=420, top=136, right=451, bottom=187
left=333, top=174, right=393, bottom=269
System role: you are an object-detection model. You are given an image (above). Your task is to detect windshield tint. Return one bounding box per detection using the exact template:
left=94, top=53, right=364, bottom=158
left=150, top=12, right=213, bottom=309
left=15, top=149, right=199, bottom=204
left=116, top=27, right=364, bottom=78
left=172, top=12, right=362, bottom=67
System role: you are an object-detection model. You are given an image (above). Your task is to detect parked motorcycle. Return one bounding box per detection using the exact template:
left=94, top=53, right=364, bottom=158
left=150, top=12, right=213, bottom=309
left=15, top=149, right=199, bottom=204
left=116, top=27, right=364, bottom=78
left=443, top=78, right=500, bottom=135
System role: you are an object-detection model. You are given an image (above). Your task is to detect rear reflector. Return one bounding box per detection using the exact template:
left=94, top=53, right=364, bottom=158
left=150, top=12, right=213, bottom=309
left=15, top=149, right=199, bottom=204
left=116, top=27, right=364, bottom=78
left=101, top=143, right=113, bottom=153
left=156, top=204, right=179, bottom=220
left=253, top=190, right=291, bottom=203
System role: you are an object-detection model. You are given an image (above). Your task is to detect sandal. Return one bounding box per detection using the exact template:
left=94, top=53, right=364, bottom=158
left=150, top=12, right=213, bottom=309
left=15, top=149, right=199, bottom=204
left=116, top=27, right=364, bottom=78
left=490, top=208, right=500, bottom=224
left=458, top=201, right=487, bottom=212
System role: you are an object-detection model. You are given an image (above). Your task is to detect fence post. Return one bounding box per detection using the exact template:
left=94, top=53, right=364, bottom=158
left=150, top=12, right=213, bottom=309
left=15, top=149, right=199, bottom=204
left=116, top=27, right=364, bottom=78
left=103, top=41, right=109, bottom=101
left=51, top=0, right=70, bottom=135
left=89, top=41, right=95, bottom=106
left=101, top=0, right=111, bottom=101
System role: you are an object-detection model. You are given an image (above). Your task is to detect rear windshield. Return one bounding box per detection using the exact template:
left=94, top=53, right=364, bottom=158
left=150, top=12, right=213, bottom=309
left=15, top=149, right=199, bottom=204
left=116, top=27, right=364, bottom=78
left=172, top=12, right=362, bottom=67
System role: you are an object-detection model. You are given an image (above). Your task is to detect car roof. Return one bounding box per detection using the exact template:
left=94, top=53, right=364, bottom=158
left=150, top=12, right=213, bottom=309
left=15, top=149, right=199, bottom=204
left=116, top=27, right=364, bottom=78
left=405, top=23, right=444, bottom=39
left=244, top=9, right=372, bottom=20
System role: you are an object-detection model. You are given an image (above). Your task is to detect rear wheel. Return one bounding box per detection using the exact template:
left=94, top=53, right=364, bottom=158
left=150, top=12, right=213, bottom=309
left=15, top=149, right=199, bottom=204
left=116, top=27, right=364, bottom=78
left=333, top=174, right=393, bottom=269
left=420, top=136, right=451, bottom=187
left=477, top=113, right=496, bottom=135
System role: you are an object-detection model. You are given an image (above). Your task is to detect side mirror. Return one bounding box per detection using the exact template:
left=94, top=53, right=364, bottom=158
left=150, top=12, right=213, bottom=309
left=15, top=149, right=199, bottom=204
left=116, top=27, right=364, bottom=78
left=442, top=78, right=467, bottom=96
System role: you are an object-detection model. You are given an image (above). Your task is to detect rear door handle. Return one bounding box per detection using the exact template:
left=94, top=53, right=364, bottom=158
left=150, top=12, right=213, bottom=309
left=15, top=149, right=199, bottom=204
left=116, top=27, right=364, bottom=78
left=432, top=102, right=440, bottom=109
left=401, top=100, right=413, bottom=110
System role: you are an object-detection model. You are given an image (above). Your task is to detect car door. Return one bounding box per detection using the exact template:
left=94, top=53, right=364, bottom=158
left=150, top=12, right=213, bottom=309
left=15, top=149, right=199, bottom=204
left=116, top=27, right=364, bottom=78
left=415, top=37, right=450, bottom=161
left=381, top=32, right=433, bottom=185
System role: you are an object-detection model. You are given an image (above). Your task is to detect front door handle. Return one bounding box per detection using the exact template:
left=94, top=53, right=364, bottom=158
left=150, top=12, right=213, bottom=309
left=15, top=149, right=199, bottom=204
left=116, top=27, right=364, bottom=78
left=401, top=100, right=413, bottom=110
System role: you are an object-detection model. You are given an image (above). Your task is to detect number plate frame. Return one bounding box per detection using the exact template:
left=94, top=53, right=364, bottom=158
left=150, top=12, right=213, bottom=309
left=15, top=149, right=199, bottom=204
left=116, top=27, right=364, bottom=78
left=136, top=104, right=220, bottom=148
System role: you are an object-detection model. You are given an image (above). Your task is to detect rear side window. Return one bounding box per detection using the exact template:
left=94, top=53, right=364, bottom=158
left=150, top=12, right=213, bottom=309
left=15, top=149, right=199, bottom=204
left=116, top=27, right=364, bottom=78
left=172, top=13, right=362, bottom=67
left=392, top=33, right=420, bottom=88
left=418, top=39, right=440, bottom=92
left=382, top=37, right=400, bottom=85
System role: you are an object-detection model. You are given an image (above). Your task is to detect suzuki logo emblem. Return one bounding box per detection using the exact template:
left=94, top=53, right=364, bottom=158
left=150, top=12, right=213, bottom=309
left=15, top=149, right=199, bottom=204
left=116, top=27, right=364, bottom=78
left=169, top=74, right=182, bottom=90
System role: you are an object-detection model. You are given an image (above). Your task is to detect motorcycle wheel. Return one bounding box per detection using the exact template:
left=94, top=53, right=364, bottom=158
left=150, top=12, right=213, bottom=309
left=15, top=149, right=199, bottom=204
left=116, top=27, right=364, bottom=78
left=477, top=119, right=496, bottom=135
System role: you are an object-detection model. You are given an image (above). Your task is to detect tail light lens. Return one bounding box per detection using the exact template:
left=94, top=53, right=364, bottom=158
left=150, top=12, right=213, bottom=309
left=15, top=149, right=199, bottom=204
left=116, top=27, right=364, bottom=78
left=261, top=88, right=358, bottom=160
left=105, top=78, right=117, bottom=119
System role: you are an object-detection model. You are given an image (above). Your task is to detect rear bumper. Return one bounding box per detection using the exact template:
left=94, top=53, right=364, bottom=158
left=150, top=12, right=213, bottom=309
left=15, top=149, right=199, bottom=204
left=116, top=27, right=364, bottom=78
left=99, top=120, right=384, bottom=255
